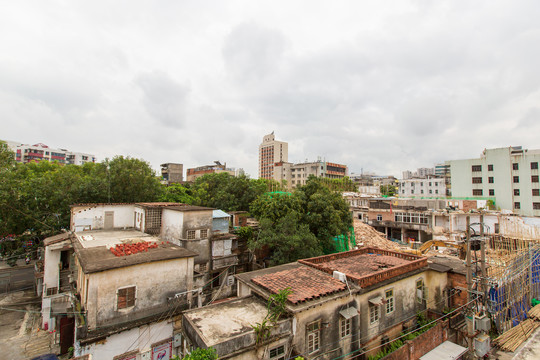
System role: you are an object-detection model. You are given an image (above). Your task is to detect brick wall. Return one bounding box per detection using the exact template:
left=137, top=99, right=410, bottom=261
left=381, top=320, right=449, bottom=360
left=448, top=272, right=467, bottom=307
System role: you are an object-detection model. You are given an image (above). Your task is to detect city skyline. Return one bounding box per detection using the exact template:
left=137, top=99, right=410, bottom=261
left=1, top=1, right=539, bottom=178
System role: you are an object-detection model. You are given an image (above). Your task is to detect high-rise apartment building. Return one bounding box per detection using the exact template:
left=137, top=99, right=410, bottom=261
left=258, top=132, right=288, bottom=180
left=448, top=146, right=540, bottom=216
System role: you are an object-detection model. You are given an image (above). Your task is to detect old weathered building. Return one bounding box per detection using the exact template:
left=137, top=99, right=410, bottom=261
left=181, top=248, right=454, bottom=359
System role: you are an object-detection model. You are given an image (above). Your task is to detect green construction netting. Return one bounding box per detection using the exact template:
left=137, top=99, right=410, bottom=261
left=333, top=226, right=356, bottom=253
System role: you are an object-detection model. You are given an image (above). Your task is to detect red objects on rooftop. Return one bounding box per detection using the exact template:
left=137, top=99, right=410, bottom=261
left=109, top=242, right=159, bottom=257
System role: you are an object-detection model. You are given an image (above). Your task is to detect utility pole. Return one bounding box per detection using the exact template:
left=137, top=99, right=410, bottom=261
left=466, top=215, right=475, bottom=358
left=480, top=214, right=487, bottom=303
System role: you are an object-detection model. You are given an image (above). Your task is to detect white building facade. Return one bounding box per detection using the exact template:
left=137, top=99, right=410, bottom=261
left=449, top=146, right=540, bottom=216
left=399, top=177, right=446, bottom=198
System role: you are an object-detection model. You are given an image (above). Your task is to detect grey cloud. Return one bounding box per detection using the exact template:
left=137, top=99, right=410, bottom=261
left=135, top=71, right=190, bottom=128
left=222, top=23, right=288, bottom=85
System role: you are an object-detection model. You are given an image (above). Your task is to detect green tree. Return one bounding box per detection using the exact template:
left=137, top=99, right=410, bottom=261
left=191, top=173, right=267, bottom=212
left=296, top=177, right=353, bottom=253
left=0, top=141, right=14, bottom=171
left=179, top=347, right=218, bottom=360
left=106, top=156, right=163, bottom=203
left=380, top=184, right=397, bottom=197
left=250, top=213, right=323, bottom=266
left=159, top=183, right=194, bottom=204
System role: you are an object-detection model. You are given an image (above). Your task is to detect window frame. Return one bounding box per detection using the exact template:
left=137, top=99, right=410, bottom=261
left=533, top=189, right=540, bottom=197
left=514, top=189, right=520, bottom=196
left=269, top=344, right=286, bottom=360
left=488, top=164, right=494, bottom=171
left=513, top=176, right=520, bottom=183
left=340, top=316, right=351, bottom=338
left=472, top=189, right=483, bottom=196
left=385, top=288, right=395, bottom=314
left=532, top=162, right=539, bottom=170
left=306, top=320, right=321, bottom=354
left=472, top=165, right=482, bottom=172
left=117, top=285, right=136, bottom=310
left=532, top=175, right=539, bottom=183
left=200, top=229, right=208, bottom=238
left=369, top=304, right=380, bottom=325
left=186, top=230, right=196, bottom=240
left=514, top=202, right=521, bottom=210
left=513, top=163, right=519, bottom=170
left=416, top=279, right=425, bottom=304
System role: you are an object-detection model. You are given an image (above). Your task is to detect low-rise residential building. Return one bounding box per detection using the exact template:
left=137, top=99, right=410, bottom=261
left=274, top=160, right=348, bottom=190
left=399, top=176, right=446, bottom=198
left=181, top=248, right=453, bottom=359
left=186, top=161, right=237, bottom=182
left=42, top=202, right=249, bottom=358
left=5, top=141, right=96, bottom=165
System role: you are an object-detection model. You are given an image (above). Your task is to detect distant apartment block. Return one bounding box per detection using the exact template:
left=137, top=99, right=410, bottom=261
left=161, top=162, right=183, bottom=185
left=5, top=141, right=95, bottom=165
left=258, top=132, right=288, bottom=180
left=186, top=161, right=237, bottom=182
left=274, top=159, right=348, bottom=190
left=449, top=146, right=540, bottom=216
left=402, top=167, right=435, bottom=179
left=399, top=176, right=446, bottom=198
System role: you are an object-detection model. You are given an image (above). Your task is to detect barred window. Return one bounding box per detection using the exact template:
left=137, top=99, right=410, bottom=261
left=200, top=229, right=208, bottom=238
left=187, top=230, right=196, bottom=240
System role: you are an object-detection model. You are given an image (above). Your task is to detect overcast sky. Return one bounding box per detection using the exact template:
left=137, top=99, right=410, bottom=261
left=1, top=1, right=539, bottom=178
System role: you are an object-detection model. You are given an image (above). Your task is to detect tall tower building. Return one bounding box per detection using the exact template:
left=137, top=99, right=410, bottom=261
left=259, top=132, right=288, bottom=180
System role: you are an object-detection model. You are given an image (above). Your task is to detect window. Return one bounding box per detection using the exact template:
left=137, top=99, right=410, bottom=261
left=435, top=190, right=439, bottom=194
left=472, top=177, right=482, bottom=184
left=514, top=176, right=520, bottom=183
left=377, top=214, right=382, bottom=221
left=46, top=287, right=58, bottom=296
left=421, top=190, right=424, bottom=194
left=473, top=189, right=483, bottom=196
left=117, top=286, right=136, bottom=309
left=369, top=305, right=379, bottom=324
left=429, top=182, right=432, bottom=186
left=187, top=230, right=196, bottom=240
left=488, top=177, right=494, bottom=183
left=532, top=176, right=539, bottom=183
left=488, top=164, right=494, bottom=171
left=514, top=189, right=520, bottom=196
left=513, top=163, right=519, bottom=170
left=532, top=162, right=539, bottom=170
left=489, top=189, right=495, bottom=196
left=435, top=182, right=438, bottom=186
left=472, top=165, right=482, bottom=172
left=340, top=317, right=351, bottom=338
left=269, top=345, right=286, bottom=360
left=416, top=279, right=426, bottom=303
left=429, top=190, right=432, bottom=194
left=411, top=190, right=414, bottom=194
left=307, top=321, right=320, bottom=354
left=534, top=203, right=540, bottom=210
left=533, top=189, right=540, bottom=196
left=385, top=289, right=394, bottom=314
left=200, top=229, right=208, bottom=238
left=514, top=202, right=521, bottom=210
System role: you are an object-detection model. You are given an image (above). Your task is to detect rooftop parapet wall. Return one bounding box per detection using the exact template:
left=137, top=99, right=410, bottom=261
left=299, top=248, right=427, bottom=288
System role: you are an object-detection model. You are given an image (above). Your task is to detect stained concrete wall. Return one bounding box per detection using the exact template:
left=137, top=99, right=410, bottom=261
left=80, top=257, right=193, bottom=329
left=76, top=319, right=172, bottom=360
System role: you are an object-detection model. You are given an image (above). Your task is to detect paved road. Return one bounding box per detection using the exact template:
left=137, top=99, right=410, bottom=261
left=0, top=265, right=35, bottom=293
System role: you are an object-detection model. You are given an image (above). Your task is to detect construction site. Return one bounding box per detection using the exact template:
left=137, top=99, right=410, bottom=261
left=352, top=211, right=540, bottom=358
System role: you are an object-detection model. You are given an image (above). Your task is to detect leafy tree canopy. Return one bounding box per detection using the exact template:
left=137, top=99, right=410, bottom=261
left=179, top=347, right=218, bottom=360
left=249, top=176, right=352, bottom=264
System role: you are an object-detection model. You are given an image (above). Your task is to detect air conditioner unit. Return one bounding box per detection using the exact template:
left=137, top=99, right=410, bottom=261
left=333, top=271, right=347, bottom=283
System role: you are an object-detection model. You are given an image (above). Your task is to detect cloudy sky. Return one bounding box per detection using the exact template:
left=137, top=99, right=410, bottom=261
left=1, top=1, right=539, bottom=178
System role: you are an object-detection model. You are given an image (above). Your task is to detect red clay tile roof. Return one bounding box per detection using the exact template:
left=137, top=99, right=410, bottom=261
left=316, top=254, right=410, bottom=279
left=251, top=266, right=347, bottom=304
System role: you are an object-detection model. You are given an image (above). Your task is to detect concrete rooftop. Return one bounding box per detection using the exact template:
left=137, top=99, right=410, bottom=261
left=183, top=297, right=267, bottom=346
left=75, top=229, right=157, bottom=249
